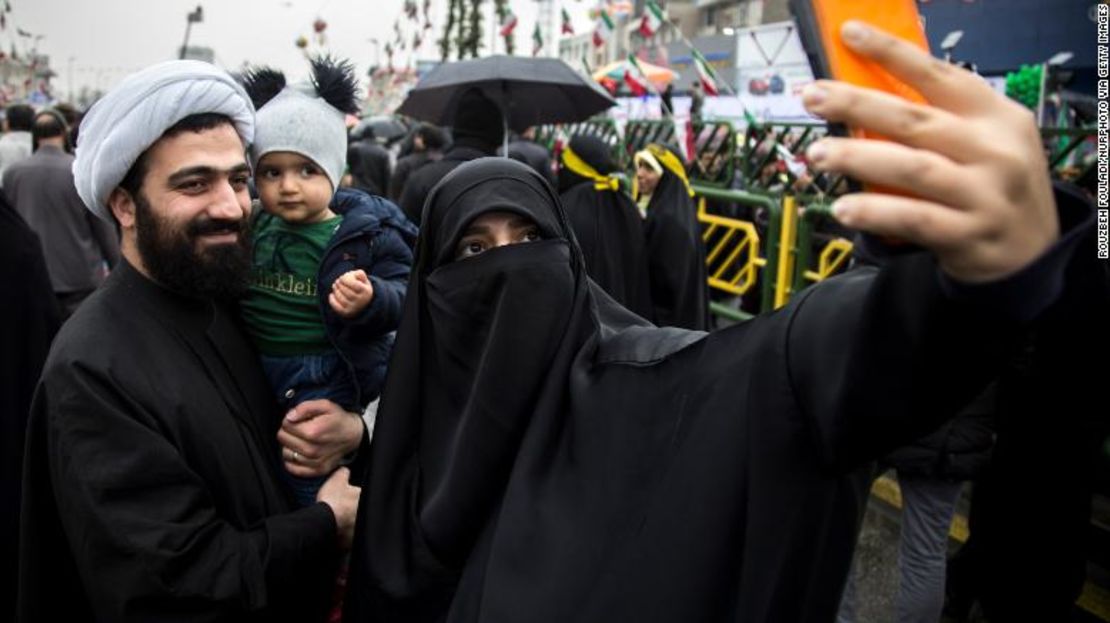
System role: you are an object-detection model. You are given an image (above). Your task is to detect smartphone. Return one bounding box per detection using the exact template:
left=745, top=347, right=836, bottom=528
left=790, top=0, right=930, bottom=141
left=791, top=0, right=931, bottom=243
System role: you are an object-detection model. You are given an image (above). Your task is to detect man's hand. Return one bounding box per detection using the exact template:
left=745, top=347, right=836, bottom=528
left=802, top=20, right=1059, bottom=283
left=329, top=270, right=375, bottom=318
left=317, top=467, right=361, bottom=550
left=278, top=399, right=364, bottom=478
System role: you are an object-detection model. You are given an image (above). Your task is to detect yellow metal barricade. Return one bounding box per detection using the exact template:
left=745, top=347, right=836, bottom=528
left=793, top=202, right=854, bottom=296
left=803, top=238, right=853, bottom=283
left=697, top=196, right=764, bottom=297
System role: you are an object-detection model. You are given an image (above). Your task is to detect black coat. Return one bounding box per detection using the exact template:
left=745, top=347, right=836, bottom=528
left=398, top=143, right=493, bottom=226
left=561, top=183, right=654, bottom=320
left=247, top=187, right=416, bottom=409
left=389, top=150, right=438, bottom=202
left=18, top=261, right=340, bottom=622
left=1, top=200, right=60, bottom=618
left=347, top=141, right=391, bottom=197
left=952, top=187, right=1110, bottom=620
left=343, top=159, right=1092, bottom=623
left=505, top=138, right=556, bottom=188
left=883, top=382, right=996, bottom=480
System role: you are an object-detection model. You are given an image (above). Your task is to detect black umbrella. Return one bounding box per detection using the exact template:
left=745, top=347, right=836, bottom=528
left=397, top=55, right=615, bottom=153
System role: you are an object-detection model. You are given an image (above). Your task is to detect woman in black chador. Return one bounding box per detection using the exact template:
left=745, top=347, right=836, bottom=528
left=633, top=143, right=710, bottom=330
left=558, top=134, right=653, bottom=320
left=341, top=103, right=1089, bottom=621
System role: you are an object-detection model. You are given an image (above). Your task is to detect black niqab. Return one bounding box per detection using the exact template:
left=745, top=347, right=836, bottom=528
left=640, top=146, right=710, bottom=330
left=559, top=135, right=653, bottom=320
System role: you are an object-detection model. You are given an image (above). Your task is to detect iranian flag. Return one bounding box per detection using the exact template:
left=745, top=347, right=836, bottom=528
left=638, top=0, right=665, bottom=38
left=691, top=48, right=719, bottom=95
left=592, top=11, right=614, bottom=48
left=624, top=54, right=651, bottom=96
left=500, top=13, right=518, bottom=37
left=532, top=23, right=544, bottom=56
left=561, top=9, right=574, bottom=35
left=623, top=70, right=648, bottom=96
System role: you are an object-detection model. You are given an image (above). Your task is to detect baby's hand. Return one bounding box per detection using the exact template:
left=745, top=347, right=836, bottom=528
left=329, top=270, right=374, bottom=318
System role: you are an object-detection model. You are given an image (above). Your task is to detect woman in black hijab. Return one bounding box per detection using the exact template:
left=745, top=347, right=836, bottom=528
left=633, top=143, right=710, bottom=330
left=342, top=157, right=1032, bottom=623
left=558, top=135, right=653, bottom=320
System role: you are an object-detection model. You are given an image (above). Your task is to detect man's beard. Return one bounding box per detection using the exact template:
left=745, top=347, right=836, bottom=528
left=134, top=193, right=252, bottom=302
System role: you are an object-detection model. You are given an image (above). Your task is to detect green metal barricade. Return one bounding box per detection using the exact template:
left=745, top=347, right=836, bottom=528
left=691, top=185, right=781, bottom=321
left=536, top=118, right=624, bottom=167
left=683, top=122, right=1081, bottom=323
left=623, top=120, right=678, bottom=161
left=737, top=121, right=850, bottom=199
left=690, top=186, right=854, bottom=323
left=689, top=121, right=737, bottom=188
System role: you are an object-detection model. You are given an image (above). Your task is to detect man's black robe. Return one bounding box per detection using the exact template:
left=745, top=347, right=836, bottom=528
left=18, top=261, right=339, bottom=622
left=1, top=200, right=60, bottom=619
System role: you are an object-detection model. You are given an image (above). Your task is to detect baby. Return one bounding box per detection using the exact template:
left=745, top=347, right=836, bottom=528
left=240, top=57, right=416, bottom=506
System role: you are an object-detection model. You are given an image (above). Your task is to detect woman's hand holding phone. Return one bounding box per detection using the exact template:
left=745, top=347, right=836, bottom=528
left=802, top=20, right=1059, bottom=284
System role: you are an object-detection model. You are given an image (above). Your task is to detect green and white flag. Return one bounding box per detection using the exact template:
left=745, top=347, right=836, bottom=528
left=624, top=54, right=651, bottom=96
left=592, top=11, right=614, bottom=48
left=638, top=0, right=665, bottom=38
left=692, top=48, right=719, bottom=96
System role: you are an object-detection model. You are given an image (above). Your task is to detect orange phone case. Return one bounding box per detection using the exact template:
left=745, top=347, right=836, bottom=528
left=793, top=0, right=930, bottom=141
left=791, top=0, right=934, bottom=241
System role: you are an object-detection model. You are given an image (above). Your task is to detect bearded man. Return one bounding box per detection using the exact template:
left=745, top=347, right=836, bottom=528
left=18, top=60, right=365, bottom=622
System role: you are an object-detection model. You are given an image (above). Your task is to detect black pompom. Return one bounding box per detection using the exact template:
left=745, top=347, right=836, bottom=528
left=240, top=67, right=287, bottom=110
left=309, top=55, right=360, bottom=115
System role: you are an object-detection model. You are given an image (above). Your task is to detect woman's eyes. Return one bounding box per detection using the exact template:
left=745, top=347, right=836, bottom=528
left=456, top=239, right=487, bottom=259
left=453, top=228, right=543, bottom=261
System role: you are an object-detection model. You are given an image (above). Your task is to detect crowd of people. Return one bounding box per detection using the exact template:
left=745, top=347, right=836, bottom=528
left=1, top=18, right=1106, bottom=623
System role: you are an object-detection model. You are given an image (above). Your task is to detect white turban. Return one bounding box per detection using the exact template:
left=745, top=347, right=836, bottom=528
left=73, top=60, right=255, bottom=222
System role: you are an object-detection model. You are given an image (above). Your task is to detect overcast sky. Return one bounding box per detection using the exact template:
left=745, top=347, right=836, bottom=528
left=10, top=0, right=598, bottom=99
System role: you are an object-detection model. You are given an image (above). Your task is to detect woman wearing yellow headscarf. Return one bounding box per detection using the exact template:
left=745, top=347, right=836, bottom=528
left=558, top=135, right=654, bottom=320
left=633, top=144, right=709, bottom=330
